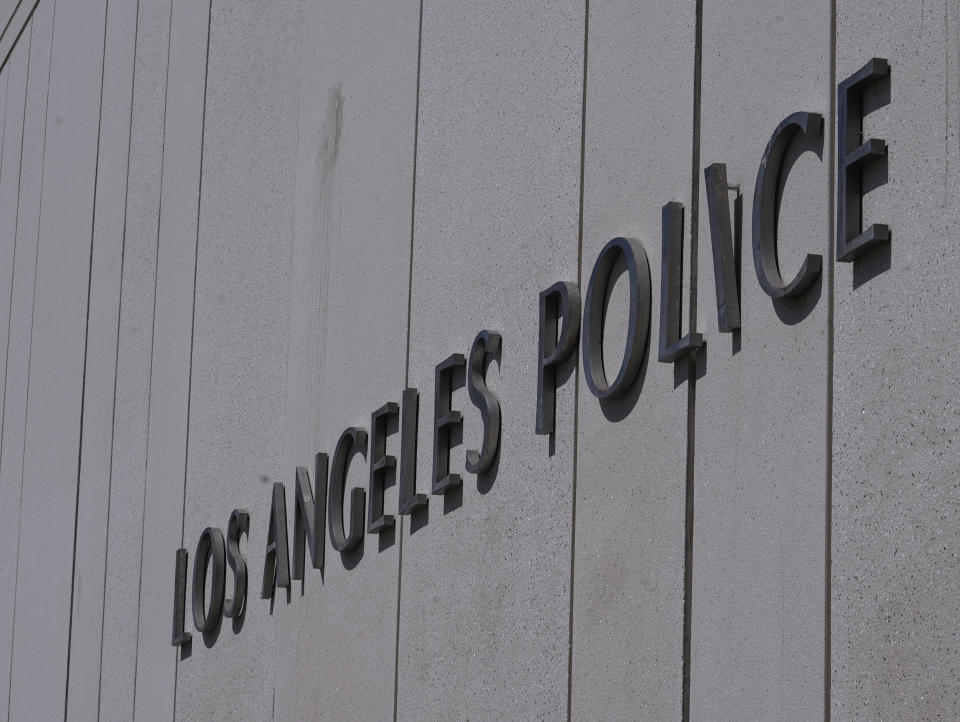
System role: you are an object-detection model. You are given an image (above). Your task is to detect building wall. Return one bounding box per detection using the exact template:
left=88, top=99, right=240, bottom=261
left=0, top=1, right=955, bottom=720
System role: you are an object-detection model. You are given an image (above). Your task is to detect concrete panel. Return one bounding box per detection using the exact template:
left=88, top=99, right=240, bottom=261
left=270, top=1, right=419, bottom=719
left=0, top=0, right=32, bottom=76
left=132, top=0, right=211, bottom=716
left=65, top=0, right=138, bottom=716
left=0, top=6, right=45, bottom=716
left=97, top=0, right=171, bottom=717
left=0, top=65, right=11, bottom=399
left=6, top=0, right=107, bottom=716
left=0, top=30, right=18, bottom=453
left=395, top=2, right=583, bottom=719
left=570, top=2, right=696, bottom=718
left=689, top=1, right=832, bottom=719
left=832, top=2, right=960, bottom=718
left=0, top=1, right=20, bottom=40
left=172, top=2, right=301, bottom=719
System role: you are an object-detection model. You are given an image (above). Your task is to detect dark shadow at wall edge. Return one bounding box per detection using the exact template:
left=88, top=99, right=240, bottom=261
left=231, top=605, right=246, bottom=635
left=438, top=416, right=465, bottom=515
left=732, top=192, right=743, bottom=355
left=774, top=271, right=823, bottom=326
left=296, top=563, right=325, bottom=597
left=442, top=484, right=463, bottom=515
left=673, top=353, right=687, bottom=388
left=266, top=584, right=292, bottom=615
left=179, top=640, right=192, bottom=661
left=596, top=256, right=650, bottom=423
left=549, top=350, right=579, bottom=457
left=340, top=535, right=364, bottom=571
left=202, top=613, right=223, bottom=649
left=694, top=344, right=708, bottom=381
left=409, top=503, right=429, bottom=534
left=377, top=524, right=396, bottom=553
left=852, top=239, right=891, bottom=288
left=671, top=344, right=707, bottom=387
left=598, top=319, right=650, bottom=423
left=477, top=443, right=500, bottom=495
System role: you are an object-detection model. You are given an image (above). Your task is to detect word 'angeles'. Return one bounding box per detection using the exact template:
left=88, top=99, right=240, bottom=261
left=172, top=58, right=890, bottom=647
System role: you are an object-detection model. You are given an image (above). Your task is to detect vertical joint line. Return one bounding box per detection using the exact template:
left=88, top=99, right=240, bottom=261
left=566, top=2, right=588, bottom=721
left=682, top=1, right=704, bottom=720
left=170, top=0, right=215, bottom=716
left=97, top=0, right=141, bottom=714
left=8, top=1, right=55, bottom=716
left=824, top=1, right=837, bottom=719
left=394, top=1, right=424, bottom=719
left=65, top=0, right=112, bottom=716
left=131, top=0, right=178, bottom=713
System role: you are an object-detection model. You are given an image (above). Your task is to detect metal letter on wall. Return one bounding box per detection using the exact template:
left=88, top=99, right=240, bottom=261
left=752, top=111, right=824, bottom=298
left=368, top=403, right=398, bottom=533
left=398, top=388, right=427, bottom=514
left=536, top=281, right=580, bottom=434
left=293, top=453, right=327, bottom=580
left=224, top=509, right=249, bottom=619
left=582, top=237, right=651, bottom=398
left=703, top=163, right=742, bottom=331
left=261, top=482, right=291, bottom=599
left=465, top=330, right=502, bottom=475
left=328, top=427, right=367, bottom=552
left=837, top=57, right=890, bottom=261
left=432, top=353, right=465, bottom=494
left=192, top=527, right=226, bottom=634
left=659, top=202, right=704, bottom=362
left=171, top=548, right=192, bottom=646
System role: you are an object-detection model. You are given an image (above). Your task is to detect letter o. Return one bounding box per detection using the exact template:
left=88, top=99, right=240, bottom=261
left=192, top=526, right=226, bottom=633
left=581, top=237, right=652, bottom=399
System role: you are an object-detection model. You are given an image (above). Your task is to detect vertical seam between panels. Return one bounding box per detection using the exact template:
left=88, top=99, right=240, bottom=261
left=131, top=0, right=175, bottom=715
left=825, top=0, right=837, bottom=718
left=97, top=0, right=139, bottom=715
left=171, top=0, right=214, bottom=718
left=0, top=0, right=25, bottom=53
left=394, top=1, right=425, bottom=719
left=6, top=0, right=54, bottom=715
left=0, top=7, right=29, bottom=582
left=682, top=1, right=704, bottom=720
left=0, top=25, right=19, bottom=488
left=64, top=0, right=110, bottom=716
left=566, top=2, right=588, bottom=720
left=0, top=0, right=38, bottom=78
left=0, top=23, right=18, bottom=721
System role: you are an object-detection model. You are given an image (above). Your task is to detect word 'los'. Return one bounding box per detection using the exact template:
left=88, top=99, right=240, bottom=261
left=172, top=331, right=502, bottom=643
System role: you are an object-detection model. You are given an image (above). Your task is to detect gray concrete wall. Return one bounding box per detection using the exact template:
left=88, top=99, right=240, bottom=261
left=395, top=2, right=583, bottom=720
left=690, top=2, right=832, bottom=719
left=832, top=1, right=960, bottom=719
left=571, top=3, right=696, bottom=718
left=0, top=1, right=956, bottom=720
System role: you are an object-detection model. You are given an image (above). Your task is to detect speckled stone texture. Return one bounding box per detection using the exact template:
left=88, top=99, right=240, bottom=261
left=570, top=2, right=696, bottom=719
left=690, top=1, right=832, bottom=718
left=0, top=0, right=957, bottom=717
left=832, top=1, right=960, bottom=718
left=395, top=2, right=583, bottom=719
left=270, top=2, right=420, bottom=720
left=172, top=3, right=301, bottom=720
left=6, top=0, right=106, bottom=718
